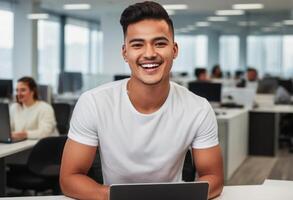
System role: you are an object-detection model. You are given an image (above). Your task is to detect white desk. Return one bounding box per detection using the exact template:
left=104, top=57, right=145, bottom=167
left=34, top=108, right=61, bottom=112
left=1, top=180, right=292, bottom=200
left=0, top=140, right=38, bottom=196
left=216, top=108, right=249, bottom=181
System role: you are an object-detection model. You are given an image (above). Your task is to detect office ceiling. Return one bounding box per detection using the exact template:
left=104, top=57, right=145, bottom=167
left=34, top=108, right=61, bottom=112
left=37, top=0, right=293, bottom=34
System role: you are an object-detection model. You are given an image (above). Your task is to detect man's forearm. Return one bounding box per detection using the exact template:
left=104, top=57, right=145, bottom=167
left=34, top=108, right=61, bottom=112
left=60, top=174, right=109, bottom=200
left=198, top=174, right=224, bottom=199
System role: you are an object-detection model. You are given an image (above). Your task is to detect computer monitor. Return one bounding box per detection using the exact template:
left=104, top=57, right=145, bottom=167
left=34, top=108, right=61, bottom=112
left=58, top=72, right=83, bottom=94
left=257, top=77, right=279, bottom=94
left=188, top=81, right=222, bottom=103
left=114, top=74, right=130, bottom=81
left=278, top=79, right=293, bottom=94
left=0, top=79, right=13, bottom=99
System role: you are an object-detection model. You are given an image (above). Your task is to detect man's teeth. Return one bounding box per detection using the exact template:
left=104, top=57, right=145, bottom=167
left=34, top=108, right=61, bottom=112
left=141, top=64, right=159, bottom=68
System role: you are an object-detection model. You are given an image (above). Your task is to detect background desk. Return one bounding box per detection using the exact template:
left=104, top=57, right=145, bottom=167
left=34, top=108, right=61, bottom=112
left=249, top=105, right=293, bottom=156
left=0, top=140, right=38, bottom=196
left=216, top=108, right=249, bottom=181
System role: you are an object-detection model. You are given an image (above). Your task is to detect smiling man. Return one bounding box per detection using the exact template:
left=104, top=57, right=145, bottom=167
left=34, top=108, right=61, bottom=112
left=60, top=1, right=223, bottom=200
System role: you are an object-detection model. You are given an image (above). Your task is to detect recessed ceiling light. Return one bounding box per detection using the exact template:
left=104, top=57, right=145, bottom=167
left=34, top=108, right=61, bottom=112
left=63, top=4, right=91, bottom=10
left=163, top=4, right=188, bottom=10
left=207, top=16, right=228, bottom=22
left=233, top=4, right=264, bottom=10
left=27, top=13, right=49, bottom=20
left=195, top=22, right=210, bottom=27
left=215, top=10, right=244, bottom=16
left=283, top=20, right=293, bottom=25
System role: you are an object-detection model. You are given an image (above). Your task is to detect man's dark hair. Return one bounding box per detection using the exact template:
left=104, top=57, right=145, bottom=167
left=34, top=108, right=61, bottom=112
left=194, top=68, right=207, bottom=79
left=120, top=1, right=174, bottom=39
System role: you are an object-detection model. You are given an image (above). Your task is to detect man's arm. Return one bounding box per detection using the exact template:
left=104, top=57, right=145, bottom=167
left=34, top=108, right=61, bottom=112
left=60, top=138, right=109, bottom=200
left=192, top=145, right=224, bottom=199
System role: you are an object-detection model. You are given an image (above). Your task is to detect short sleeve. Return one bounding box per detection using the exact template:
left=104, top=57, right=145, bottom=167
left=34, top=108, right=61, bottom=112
left=192, top=101, right=219, bottom=149
left=68, top=92, right=99, bottom=146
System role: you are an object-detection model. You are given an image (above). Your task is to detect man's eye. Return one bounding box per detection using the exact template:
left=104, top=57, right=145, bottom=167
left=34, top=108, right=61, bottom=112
left=155, top=42, right=167, bottom=47
left=131, top=43, right=143, bottom=48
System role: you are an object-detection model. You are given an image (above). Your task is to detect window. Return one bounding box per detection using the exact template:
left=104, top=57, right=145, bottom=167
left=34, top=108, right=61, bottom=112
left=173, top=35, right=208, bottom=74
left=282, top=36, right=293, bottom=77
left=65, top=19, right=90, bottom=73
left=38, top=19, right=60, bottom=92
left=90, top=28, right=103, bottom=74
left=219, top=35, right=239, bottom=73
left=247, top=35, right=282, bottom=77
left=0, top=9, right=13, bottom=79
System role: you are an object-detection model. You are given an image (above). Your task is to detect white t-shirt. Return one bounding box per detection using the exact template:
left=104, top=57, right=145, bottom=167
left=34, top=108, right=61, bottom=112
left=10, top=101, right=59, bottom=139
left=68, top=79, right=218, bottom=185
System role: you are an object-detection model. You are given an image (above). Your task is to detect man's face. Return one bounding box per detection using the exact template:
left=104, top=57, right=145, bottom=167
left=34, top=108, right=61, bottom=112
left=122, top=19, right=178, bottom=86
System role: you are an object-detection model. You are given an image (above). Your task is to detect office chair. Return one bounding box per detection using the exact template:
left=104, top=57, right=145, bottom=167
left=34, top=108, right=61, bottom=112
left=182, top=150, right=196, bottom=182
left=7, top=136, right=67, bottom=195
left=52, top=103, right=71, bottom=135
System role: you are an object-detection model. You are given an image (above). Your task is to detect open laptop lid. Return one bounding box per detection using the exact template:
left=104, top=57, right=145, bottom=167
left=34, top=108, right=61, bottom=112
left=0, top=103, right=13, bottom=143
left=109, top=181, right=209, bottom=200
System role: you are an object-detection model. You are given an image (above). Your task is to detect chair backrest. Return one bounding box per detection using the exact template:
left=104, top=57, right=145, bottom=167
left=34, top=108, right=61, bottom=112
left=52, top=103, right=71, bottom=135
left=182, top=150, right=196, bottom=182
left=28, top=136, right=67, bottom=177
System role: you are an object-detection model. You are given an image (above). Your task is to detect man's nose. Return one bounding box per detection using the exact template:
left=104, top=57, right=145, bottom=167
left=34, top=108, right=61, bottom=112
left=144, top=44, right=157, bottom=59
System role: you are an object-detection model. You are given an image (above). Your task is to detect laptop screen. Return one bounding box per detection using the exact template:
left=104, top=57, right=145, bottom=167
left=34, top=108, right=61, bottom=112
left=109, top=182, right=209, bottom=200
left=0, top=103, right=12, bottom=143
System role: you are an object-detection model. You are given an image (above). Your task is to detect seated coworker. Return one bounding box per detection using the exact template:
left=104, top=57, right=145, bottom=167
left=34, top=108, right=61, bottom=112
left=60, top=2, right=223, bottom=200
left=211, top=64, right=223, bottom=79
left=10, top=76, right=58, bottom=140
left=194, top=68, right=209, bottom=81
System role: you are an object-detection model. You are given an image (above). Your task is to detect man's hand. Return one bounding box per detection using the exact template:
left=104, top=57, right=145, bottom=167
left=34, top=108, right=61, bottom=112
left=11, top=131, right=27, bottom=140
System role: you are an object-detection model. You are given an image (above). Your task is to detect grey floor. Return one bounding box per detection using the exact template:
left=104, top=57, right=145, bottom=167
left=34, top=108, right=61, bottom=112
left=227, top=148, right=293, bottom=185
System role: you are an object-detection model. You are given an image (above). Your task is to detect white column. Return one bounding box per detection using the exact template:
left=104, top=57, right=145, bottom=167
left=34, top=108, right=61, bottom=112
left=100, top=12, right=129, bottom=75
left=13, top=0, right=38, bottom=80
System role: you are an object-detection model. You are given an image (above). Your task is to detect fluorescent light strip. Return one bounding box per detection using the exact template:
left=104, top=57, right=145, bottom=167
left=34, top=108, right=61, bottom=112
left=63, top=4, right=91, bottom=10
left=215, top=10, right=244, bottom=16
left=196, top=22, right=210, bottom=27
left=163, top=4, right=188, bottom=10
left=283, top=20, right=293, bottom=25
left=233, top=4, right=264, bottom=10
left=166, top=10, right=176, bottom=15
left=207, top=16, right=228, bottom=22
left=27, top=13, right=49, bottom=20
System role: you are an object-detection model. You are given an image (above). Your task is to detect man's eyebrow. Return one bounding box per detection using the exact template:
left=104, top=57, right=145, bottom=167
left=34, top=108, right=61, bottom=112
left=153, top=36, right=169, bottom=42
left=129, top=38, right=144, bottom=43
left=128, top=37, right=170, bottom=44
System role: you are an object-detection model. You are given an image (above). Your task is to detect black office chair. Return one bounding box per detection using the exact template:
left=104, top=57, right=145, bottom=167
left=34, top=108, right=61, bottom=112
left=7, top=136, right=67, bottom=195
left=182, top=149, right=196, bottom=182
left=52, top=103, right=71, bottom=135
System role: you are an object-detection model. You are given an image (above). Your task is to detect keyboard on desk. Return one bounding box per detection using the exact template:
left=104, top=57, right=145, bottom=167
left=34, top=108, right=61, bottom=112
left=220, top=102, right=244, bottom=108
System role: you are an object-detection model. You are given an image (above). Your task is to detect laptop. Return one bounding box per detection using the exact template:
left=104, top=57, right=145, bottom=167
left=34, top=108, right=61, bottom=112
left=0, top=103, right=26, bottom=143
left=109, top=181, right=209, bottom=200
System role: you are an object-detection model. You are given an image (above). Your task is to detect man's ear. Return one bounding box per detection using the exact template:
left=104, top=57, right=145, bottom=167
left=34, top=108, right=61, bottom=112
left=122, top=44, right=128, bottom=62
left=173, top=42, right=178, bottom=59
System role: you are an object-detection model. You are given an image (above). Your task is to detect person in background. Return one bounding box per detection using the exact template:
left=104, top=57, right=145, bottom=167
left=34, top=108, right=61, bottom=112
left=246, top=67, right=258, bottom=82
left=10, top=76, right=58, bottom=140
left=211, top=64, right=223, bottom=79
left=194, top=68, right=209, bottom=81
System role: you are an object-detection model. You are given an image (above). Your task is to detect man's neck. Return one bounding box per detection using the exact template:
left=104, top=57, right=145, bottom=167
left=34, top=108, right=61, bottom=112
left=127, top=78, right=170, bottom=114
